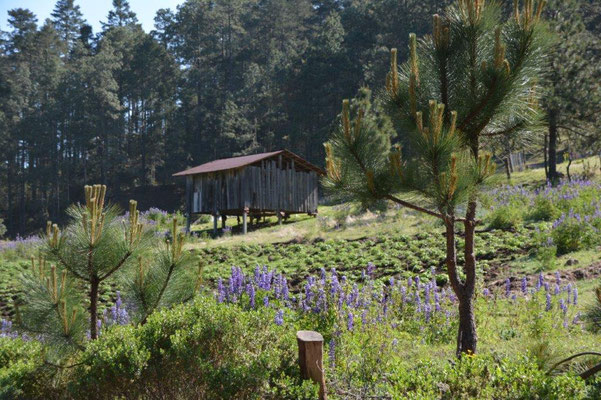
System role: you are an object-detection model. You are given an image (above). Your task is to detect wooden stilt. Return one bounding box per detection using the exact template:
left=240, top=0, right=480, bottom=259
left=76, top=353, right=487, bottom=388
left=213, top=212, right=218, bottom=236
left=242, top=207, right=248, bottom=235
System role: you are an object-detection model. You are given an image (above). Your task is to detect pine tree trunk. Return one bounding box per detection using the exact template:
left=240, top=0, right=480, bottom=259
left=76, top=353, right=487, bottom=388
left=457, top=201, right=478, bottom=356
left=504, top=158, right=511, bottom=180
left=444, top=215, right=478, bottom=357
left=89, top=277, right=100, bottom=340
left=548, top=109, right=559, bottom=183
left=543, top=133, right=549, bottom=179
left=457, top=295, right=477, bottom=356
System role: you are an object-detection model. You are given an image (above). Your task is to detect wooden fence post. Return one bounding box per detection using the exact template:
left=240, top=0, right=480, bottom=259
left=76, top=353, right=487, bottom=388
left=297, top=330, right=327, bottom=400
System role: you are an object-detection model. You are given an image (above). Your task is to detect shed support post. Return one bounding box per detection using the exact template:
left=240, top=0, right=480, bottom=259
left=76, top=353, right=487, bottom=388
left=278, top=211, right=282, bottom=225
left=185, top=176, right=192, bottom=234
left=221, top=215, right=227, bottom=229
left=297, top=331, right=327, bottom=400
left=242, top=208, right=248, bottom=235
left=213, top=212, right=218, bottom=236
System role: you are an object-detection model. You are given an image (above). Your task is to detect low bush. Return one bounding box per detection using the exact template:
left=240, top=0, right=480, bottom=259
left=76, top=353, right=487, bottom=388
left=388, top=354, right=588, bottom=399
left=70, top=296, right=316, bottom=399
left=0, top=338, right=54, bottom=399
left=487, top=204, right=523, bottom=230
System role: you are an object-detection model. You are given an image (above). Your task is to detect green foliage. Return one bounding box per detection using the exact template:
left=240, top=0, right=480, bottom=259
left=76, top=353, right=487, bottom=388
left=70, top=296, right=315, bottom=399
left=388, top=354, right=587, bottom=399
left=529, top=196, right=560, bottom=222
left=194, top=228, right=532, bottom=285
left=552, top=218, right=597, bottom=255
left=0, top=338, right=52, bottom=400
left=0, top=219, right=6, bottom=239
left=487, top=204, right=523, bottom=230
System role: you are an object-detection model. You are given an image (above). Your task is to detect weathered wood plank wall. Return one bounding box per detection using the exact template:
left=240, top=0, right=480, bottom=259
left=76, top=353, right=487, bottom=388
left=191, top=158, right=319, bottom=215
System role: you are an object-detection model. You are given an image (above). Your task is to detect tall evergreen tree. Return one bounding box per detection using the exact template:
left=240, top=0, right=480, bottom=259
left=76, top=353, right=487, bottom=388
left=103, top=0, right=139, bottom=29
left=324, top=0, right=550, bottom=356
left=51, top=0, right=86, bottom=51
left=543, top=0, right=601, bottom=181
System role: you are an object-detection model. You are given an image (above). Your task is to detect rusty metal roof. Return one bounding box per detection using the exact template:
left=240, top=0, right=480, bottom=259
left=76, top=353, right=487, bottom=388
left=172, top=149, right=325, bottom=177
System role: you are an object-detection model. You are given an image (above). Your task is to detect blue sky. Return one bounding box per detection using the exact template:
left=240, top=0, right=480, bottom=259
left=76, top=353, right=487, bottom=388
left=0, top=0, right=183, bottom=33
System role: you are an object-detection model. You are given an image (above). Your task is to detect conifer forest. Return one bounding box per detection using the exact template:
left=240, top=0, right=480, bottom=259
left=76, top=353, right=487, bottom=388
left=1, top=0, right=601, bottom=398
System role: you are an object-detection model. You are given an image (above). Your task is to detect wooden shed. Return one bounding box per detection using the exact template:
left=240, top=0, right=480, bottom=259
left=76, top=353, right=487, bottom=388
left=173, top=150, right=325, bottom=234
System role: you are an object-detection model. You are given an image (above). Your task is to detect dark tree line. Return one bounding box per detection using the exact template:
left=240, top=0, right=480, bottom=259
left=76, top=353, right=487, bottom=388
left=0, top=0, right=599, bottom=236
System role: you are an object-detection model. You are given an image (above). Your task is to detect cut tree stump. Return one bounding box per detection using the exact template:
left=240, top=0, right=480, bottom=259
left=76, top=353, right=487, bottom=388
left=297, top=330, right=327, bottom=400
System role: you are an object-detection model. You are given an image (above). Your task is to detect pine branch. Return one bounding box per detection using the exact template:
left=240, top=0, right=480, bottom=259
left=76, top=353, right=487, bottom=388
left=141, top=262, right=176, bottom=324
left=99, top=251, right=133, bottom=281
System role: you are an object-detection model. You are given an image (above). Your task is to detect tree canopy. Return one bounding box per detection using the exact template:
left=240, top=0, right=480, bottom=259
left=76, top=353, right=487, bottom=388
left=0, top=0, right=598, bottom=236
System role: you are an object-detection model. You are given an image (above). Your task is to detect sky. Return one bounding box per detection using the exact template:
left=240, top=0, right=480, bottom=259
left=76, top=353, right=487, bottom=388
left=0, top=0, right=183, bottom=34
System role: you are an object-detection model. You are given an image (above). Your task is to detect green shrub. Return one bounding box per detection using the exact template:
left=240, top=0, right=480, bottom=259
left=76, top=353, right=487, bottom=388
left=552, top=218, right=596, bottom=255
left=529, top=196, right=560, bottom=222
left=487, top=205, right=523, bottom=230
left=388, top=354, right=588, bottom=399
left=70, top=296, right=316, bottom=399
left=0, top=338, right=55, bottom=399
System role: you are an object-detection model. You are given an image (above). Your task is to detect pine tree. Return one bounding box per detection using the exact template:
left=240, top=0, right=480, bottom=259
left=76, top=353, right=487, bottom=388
left=542, top=0, right=601, bottom=182
left=18, top=185, right=199, bottom=348
left=103, top=0, right=139, bottom=29
left=51, top=0, right=86, bottom=51
left=324, top=0, right=550, bottom=356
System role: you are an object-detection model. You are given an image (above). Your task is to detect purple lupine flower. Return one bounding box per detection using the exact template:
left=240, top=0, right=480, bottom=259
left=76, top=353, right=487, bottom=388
left=545, top=293, right=552, bottom=311
left=536, top=272, right=544, bottom=291
left=347, top=312, right=354, bottom=331
left=407, top=276, right=413, bottom=288
left=567, top=284, right=572, bottom=304
left=424, top=304, right=431, bottom=323
left=483, top=288, right=490, bottom=297
left=247, top=284, right=256, bottom=308
left=330, top=274, right=340, bottom=297
left=573, top=288, right=578, bottom=305
left=367, top=262, right=375, bottom=277
left=511, top=294, right=517, bottom=301
left=115, top=291, right=122, bottom=309
left=554, top=284, right=560, bottom=296
left=362, top=309, right=368, bottom=325
left=560, top=299, right=567, bottom=314
left=573, top=312, right=581, bottom=325
left=274, top=309, right=284, bottom=326
left=1, top=319, right=13, bottom=338
left=282, top=277, right=289, bottom=301
left=263, top=296, right=269, bottom=307
left=328, top=339, right=336, bottom=366
left=521, top=277, right=527, bottom=294
left=217, top=278, right=225, bottom=303
left=505, top=278, right=511, bottom=297
left=544, top=282, right=550, bottom=292
left=415, top=292, right=422, bottom=312
left=555, top=271, right=561, bottom=285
